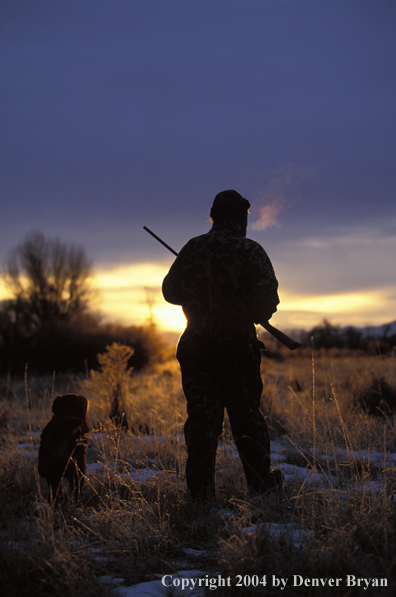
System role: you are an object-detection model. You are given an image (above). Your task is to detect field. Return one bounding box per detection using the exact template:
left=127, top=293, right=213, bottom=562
left=1, top=342, right=396, bottom=596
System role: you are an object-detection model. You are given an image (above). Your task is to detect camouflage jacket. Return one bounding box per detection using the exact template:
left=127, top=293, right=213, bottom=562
left=162, top=222, right=279, bottom=338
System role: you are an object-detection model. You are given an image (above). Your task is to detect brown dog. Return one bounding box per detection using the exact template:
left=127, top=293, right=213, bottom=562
left=39, top=394, right=91, bottom=503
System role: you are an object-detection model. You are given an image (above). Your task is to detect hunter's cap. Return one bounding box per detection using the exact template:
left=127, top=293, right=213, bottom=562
left=210, top=190, right=251, bottom=222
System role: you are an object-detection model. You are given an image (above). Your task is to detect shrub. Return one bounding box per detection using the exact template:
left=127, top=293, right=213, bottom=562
left=81, top=343, right=134, bottom=428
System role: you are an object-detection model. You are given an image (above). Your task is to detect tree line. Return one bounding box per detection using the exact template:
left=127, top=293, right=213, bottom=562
left=0, top=231, right=165, bottom=376
left=299, top=319, right=396, bottom=353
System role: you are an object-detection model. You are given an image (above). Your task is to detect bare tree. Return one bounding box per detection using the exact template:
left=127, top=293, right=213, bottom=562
left=2, top=231, right=93, bottom=334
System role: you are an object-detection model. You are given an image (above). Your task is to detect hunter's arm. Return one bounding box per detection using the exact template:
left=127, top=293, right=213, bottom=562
left=248, top=243, right=280, bottom=323
left=162, top=245, right=190, bottom=305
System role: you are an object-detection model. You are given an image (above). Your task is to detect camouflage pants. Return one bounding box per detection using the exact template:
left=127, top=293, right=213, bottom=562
left=177, top=327, right=271, bottom=499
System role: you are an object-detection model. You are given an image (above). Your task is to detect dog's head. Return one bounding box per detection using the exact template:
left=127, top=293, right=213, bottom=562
left=52, top=394, right=89, bottom=419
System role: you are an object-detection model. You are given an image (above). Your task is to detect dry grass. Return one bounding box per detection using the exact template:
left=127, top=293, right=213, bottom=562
left=0, top=346, right=395, bottom=596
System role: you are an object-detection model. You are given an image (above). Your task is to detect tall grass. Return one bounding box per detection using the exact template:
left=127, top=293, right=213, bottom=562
left=0, top=347, right=395, bottom=595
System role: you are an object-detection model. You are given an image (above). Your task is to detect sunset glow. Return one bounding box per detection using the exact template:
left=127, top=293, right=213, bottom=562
left=280, top=288, right=393, bottom=315
left=92, top=262, right=395, bottom=332
left=92, top=262, right=187, bottom=331
left=0, top=280, right=8, bottom=301
left=1, top=263, right=393, bottom=333
left=273, top=286, right=396, bottom=330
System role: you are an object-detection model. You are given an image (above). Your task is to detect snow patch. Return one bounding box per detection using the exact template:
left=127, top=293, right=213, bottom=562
left=114, top=570, right=207, bottom=597
left=242, top=522, right=313, bottom=549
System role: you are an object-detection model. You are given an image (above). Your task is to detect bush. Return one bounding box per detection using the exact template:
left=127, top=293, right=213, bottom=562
left=348, top=373, right=396, bottom=416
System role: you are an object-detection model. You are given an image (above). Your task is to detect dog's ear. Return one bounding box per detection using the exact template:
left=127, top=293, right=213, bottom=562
left=52, top=395, right=64, bottom=415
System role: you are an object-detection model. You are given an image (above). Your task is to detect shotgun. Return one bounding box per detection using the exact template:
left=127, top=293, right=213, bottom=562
left=144, top=226, right=301, bottom=350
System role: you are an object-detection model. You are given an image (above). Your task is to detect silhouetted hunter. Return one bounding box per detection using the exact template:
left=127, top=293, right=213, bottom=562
left=162, top=190, right=283, bottom=500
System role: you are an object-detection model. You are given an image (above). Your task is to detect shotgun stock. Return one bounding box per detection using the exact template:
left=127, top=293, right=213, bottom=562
left=260, top=321, right=301, bottom=351
left=144, top=225, right=301, bottom=350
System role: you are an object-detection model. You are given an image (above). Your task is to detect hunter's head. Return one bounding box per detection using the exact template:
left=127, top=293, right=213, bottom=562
left=210, top=190, right=250, bottom=233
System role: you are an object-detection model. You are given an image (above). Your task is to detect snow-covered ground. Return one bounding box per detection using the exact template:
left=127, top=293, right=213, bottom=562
left=9, top=431, right=395, bottom=597
left=12, top=431, right=395, bottom=501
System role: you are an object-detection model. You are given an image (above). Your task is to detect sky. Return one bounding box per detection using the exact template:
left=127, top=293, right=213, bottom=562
left=1, top=0, right=395, bottom=333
